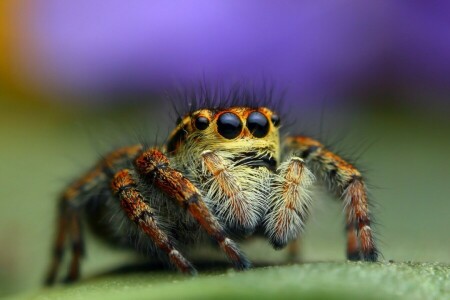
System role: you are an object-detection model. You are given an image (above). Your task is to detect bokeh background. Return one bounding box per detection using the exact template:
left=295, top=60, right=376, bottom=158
left=0, top=1, right=449, bottom=298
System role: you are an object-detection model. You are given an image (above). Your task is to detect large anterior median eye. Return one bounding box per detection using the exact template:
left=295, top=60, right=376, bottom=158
left=217, top=112, right=242, bottom=139
left=247, top=111, right=269, bottom=138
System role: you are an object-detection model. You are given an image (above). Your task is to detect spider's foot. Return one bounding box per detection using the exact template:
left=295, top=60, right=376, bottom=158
left=220, top=238, right=251, bottom=271
left=43, top=273, right=57, bottom=286
left=62, top=273, right=80, bottom=284
left=169, top=250, right=198, bottom=275
left=362, top=248, right=379, bottom=262
left=347, top=251, right=361, bottom=261
left=348, top=248, right=379, bottom=262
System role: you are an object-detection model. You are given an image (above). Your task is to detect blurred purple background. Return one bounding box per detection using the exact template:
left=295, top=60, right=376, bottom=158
left=6, top=1, right=450, bottom=108
left=1, top=2, right=450, bottom=296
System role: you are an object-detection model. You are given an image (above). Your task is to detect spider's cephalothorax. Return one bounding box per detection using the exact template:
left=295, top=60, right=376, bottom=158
left=165, top=107, right=282, bottom=233
left=45, top=102, right=379, bottom=285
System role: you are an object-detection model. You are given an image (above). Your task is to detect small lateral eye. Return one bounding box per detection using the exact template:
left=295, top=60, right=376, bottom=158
left=271, top=114, right=280, bottom=127
left=194, top=116, right=210, bottom=130
left=247, top=111, right=269, bottom=138
left=217, top=112, right=242, bottom=139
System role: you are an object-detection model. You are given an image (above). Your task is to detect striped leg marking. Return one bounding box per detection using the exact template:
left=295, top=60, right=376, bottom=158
left=286, top=136, right=379, bottom=261
left=111, top=169, right=196, bottom=274
left=135, top=148, right=250, bottom=270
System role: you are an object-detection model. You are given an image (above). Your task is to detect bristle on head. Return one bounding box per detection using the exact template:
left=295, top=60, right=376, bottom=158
left=168, top=81, right=285, bottom=119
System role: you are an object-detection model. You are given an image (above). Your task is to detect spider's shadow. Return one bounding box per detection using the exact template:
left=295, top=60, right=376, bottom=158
left=88, top=260, right=288, bottom=280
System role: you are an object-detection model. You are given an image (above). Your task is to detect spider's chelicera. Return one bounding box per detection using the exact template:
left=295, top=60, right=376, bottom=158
left=45, top=100, right=379, bottom=284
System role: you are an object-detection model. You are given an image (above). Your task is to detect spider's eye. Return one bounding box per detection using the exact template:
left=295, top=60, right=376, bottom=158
left=217, top=112, right=242, bottom=139
left=247, top=111, right=269, bottom=138
left=194, top=116, right=209, bottom=130
left=271, top=114, right=280, bottom=127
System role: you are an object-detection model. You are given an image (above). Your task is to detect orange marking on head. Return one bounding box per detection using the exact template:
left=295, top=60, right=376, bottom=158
left=165, top=106, right=280, bottom=155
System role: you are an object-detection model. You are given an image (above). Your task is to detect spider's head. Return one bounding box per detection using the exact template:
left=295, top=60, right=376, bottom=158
left=165, top=106, right=281, bottom=168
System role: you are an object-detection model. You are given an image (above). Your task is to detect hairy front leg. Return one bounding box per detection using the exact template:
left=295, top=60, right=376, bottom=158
left=285, top=136, right=379, bottom=261
left=111, top=169, right=196, bottom=274
left=135, top=148, right=250, bottom=270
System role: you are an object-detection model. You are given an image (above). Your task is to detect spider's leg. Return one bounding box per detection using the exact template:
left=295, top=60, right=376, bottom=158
left=44, top=171, right=100, bottom=285
left=45, top=145, right=142, bottom=285
left=135, top=148, right=250, bottom=270
left=346, top=218, right=361, bottom=260
left=263, top=157, right=315, bottom=249
left=285, top=136, right=379, bottom=261
left=111, top=169, right=196, bottom=274
left=44, top=203, right=69, bottom=285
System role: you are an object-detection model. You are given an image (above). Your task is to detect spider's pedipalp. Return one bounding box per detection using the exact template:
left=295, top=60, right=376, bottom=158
left=264, top=157, right=315, bottom=249
left=200, top=150, right=268, bottom=232
left=285, top=136, right=379, bottom=261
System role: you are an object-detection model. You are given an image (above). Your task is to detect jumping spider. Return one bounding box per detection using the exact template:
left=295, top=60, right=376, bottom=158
left=45, top=94, right=379, bottom=284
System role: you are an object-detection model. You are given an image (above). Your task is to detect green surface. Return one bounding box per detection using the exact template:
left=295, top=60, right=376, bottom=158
left=8, top=262, right=450, bottom=300
left=0, top=99, right=449, bottom=299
